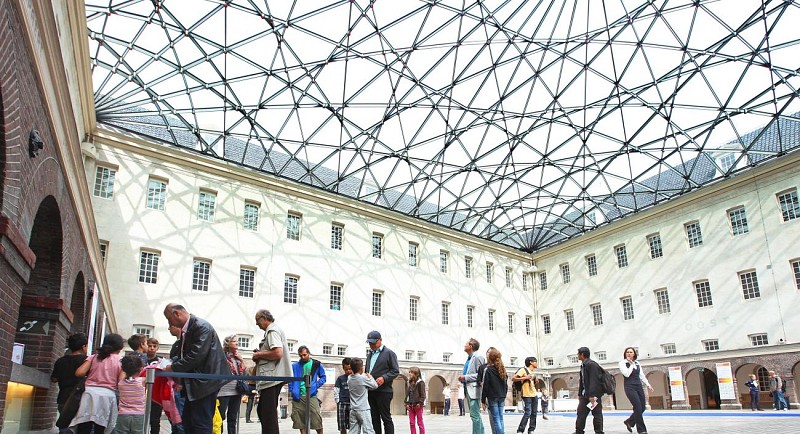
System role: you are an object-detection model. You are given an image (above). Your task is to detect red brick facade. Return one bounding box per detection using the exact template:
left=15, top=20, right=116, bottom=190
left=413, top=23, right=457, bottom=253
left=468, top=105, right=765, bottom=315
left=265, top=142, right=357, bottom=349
left=0, top=1, right=104, bottom=430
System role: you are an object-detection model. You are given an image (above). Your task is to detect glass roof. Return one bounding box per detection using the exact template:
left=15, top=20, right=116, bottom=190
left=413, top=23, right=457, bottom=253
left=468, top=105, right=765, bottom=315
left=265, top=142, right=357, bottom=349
left=86, top=0, right=800, bottom=252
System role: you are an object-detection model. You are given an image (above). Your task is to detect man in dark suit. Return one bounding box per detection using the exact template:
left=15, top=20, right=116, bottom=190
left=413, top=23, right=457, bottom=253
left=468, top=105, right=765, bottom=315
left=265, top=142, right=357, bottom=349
left=163, top=303, right=229, bottom=433
left=574, top=346, right=604, bottom=434
left=365, top=330, right=400, bottom=434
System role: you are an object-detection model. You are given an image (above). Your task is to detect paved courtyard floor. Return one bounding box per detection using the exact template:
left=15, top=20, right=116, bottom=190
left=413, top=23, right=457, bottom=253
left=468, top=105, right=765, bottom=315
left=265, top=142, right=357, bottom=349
left=164, top=409, right=799, bottom=433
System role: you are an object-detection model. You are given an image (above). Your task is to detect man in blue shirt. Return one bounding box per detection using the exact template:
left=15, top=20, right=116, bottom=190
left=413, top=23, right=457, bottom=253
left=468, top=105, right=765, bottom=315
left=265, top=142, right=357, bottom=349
left=458, top=338, right=485, bottom=434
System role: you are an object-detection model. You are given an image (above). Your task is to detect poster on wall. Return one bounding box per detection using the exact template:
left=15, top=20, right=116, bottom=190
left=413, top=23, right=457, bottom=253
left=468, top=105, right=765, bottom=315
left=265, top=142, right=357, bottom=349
left=668, top=366, right=685, bottom=401
left=716, top=362, right=735, bottom=400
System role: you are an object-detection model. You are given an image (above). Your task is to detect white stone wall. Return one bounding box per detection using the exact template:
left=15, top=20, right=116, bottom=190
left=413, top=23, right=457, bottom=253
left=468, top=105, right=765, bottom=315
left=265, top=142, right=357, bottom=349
left=90, top=138, right=536, bottom=369
left=532, top=156, right=800, bottom=369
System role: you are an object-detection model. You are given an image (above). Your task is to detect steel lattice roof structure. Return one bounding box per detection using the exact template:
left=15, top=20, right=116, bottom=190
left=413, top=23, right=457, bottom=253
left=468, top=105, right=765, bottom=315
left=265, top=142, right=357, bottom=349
left=86, top=0, right=800, bottom=252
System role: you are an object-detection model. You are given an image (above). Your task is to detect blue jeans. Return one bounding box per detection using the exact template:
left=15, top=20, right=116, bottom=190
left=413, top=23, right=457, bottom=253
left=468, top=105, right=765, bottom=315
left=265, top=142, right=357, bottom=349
left=773, top=390, right=787, bottom=409
left=517, top=396, right=538, bottom=433
left=486, top=397, right=505, bottom=434
left=466, top=392, right=485, bottom=434
left=444, top=398, right=450, bottom=415
left=182, top=390, right=219, bottom=434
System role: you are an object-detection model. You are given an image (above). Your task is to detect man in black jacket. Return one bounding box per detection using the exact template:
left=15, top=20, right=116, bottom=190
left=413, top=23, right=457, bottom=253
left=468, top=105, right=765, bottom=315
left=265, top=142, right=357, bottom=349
left=163, top=303, right=229, bottom=433
left=574, top=347, right=604, bottom=434
left=365, top=330, right=400, bottom=434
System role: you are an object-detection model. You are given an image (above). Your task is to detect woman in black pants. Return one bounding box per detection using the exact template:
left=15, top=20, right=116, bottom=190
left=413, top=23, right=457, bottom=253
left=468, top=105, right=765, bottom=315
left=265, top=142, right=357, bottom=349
left=619, top=347, right=654, bottom=434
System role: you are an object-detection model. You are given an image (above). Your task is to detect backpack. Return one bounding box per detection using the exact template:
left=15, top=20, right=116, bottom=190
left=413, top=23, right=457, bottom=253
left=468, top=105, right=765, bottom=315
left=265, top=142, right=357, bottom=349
left=600, top=367, right=616, bottom=395
left=513, top=368, right=529, bottom=393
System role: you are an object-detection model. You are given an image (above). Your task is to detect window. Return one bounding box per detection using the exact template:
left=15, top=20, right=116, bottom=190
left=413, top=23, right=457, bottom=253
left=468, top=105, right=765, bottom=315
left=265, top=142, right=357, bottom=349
left=488, top=309, right=495, bottom=331
left=661, top=343, right=676, bottom=355
left=465, top=256, right=473, bottom=278
left=757, top=368, right=771, bottom=392
left=510, top=357, right=518, bottom=366
left=331, top=223, right=344, bottom=250
left=99, top=240, right=109, bottom=265
left=777, top=189, right=799, bottom=222
left=372, top=291, right=383, bottom=316
left=654, top=289, right=671, bottom=314
left=560, top=263, right=571, bottom=284
left=287, top=340, right=296, bottom=353
left=330, top=283, right=342, bottom=311
left=685, top=221, right=703, bottom=248
left=739, top=270, right=761, bottom=300
left=372, top=233, right=383, bottom=259
left=542, top=314, right=551, bottom=335
left=749, top=333, right=769, bottom=347
left=586, top=255, right=597, bottom=277
left=538, top=272, right=548, bottom=290
left=138, top=250, right=160, bottom=283
left=284, top=275, right=298, bottom=304
left=504, top=267, right=512, bottom=288
left=703, top=339, right=720, bottom=351
left=508, top=313, right=515, bottom=333
left=408, top=242, right=418, bottom=266
left=522, top=273, right=528, bottom=291
left=133, top=325, right=153, bottom=337
left=192, top=259, right=211, bottom=291
left=694, top=280, right=713, bottom=307
left=146, top=177, right=167, bottom=210
left=544, top=358, right=554, bottom=367
left=337, top=346, right=347, bottom=356
left=621, top=297, right=634, bottom=321
left=409, top=297, right=419, bottom=321
left=793, top=259, right=800, bottom=290
left=441, top=302, right=450, bottom=325
left=323, top=344, right=333, bottom=355
left=615, top=244, right=628, bottom=268
left=596, top=351, right=607, bottom=361
left=728, top=207, right=749, bottom=236
left=287, top=213, right=301, bottom=240
left=93, top=166, right=116, bottom=198
left=486, top=262, right=493, bottom=283
left=243, top=202, right=260, bottom=231
left=405, top=350, right=414, bottom=360
left=239, top=267, right=255, bottom=298
left=197, top=190, right=216, bottom=222
left=719, top=152, right=736, bottom=172
left=440, top=250, right=449, bottom=273
left=443, top=353, right=452, bottom=363
left=647, top=233, right=663, bottom=259
left=565, top=309, right=575, bottom=331
left=467, top=306, right=474, bottom=328
left=591, top=303, right=603, bottom=326
left=237, top=336, right=252, bottom=350
left=417, top=351, right=426, bottom=362
left=568, top=355, right=579, bottom=364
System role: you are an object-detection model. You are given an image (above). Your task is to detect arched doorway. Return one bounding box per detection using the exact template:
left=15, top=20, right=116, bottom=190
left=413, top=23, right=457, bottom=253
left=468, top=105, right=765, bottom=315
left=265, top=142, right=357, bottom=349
left=69, top=272, right=87, bottom=334
left=646, top=371, right=669, bottom=409
left=685, top=367, right=720, bottom=409
left=736, top=363, right=769, bottom=410
left=427, top=375, right=446, bottom=414
left=551, top=378, right=569, bottom=399
left=391, top=375, right=407, bottom=415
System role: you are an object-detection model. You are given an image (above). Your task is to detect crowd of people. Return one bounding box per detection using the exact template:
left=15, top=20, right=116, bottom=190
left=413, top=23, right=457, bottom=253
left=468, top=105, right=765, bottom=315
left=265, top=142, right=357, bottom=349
left=50, top=304, right=792, bottom=434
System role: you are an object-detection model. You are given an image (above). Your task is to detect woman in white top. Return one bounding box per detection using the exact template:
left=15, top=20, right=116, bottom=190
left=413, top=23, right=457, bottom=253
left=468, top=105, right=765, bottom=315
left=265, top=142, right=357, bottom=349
left=618, top=347, right=654, bottom=434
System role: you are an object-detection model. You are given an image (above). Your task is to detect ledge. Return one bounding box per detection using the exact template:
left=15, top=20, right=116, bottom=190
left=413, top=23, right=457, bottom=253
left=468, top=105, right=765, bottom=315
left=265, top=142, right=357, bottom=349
left=10, top=363, right=52, bottom=389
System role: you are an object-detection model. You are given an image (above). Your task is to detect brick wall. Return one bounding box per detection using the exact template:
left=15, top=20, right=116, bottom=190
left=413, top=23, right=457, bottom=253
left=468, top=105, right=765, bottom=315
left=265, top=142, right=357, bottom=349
left=0, top=1, right=102, bottom=430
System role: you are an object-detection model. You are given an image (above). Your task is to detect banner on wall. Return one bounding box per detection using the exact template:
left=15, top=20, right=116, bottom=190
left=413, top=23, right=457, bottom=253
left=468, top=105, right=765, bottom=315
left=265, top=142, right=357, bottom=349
left=668, top=366, right=685, bottom=401
left=716, top=362, right=735, bottom=400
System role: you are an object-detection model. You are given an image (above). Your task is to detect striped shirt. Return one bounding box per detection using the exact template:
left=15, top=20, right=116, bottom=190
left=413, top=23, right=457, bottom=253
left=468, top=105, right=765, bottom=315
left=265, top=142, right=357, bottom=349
left=118, top=377, right=146, bottom=415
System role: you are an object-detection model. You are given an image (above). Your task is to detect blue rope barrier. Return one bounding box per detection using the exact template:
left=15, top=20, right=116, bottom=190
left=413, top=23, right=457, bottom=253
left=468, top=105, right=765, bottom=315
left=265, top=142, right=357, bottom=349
left=152, top=371, right=301, bottom=383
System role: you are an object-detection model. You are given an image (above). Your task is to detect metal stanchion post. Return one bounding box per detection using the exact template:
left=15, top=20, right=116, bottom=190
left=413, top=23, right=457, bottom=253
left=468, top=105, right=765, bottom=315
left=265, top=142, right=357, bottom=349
left=305, top=374, right=311, bottom=431
left=144, top=368, right=155, bottom=434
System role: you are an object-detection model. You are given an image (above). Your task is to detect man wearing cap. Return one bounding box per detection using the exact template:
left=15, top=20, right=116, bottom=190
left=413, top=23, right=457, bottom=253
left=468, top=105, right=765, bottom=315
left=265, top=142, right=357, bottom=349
left=365, top=330, right=400, bottom=434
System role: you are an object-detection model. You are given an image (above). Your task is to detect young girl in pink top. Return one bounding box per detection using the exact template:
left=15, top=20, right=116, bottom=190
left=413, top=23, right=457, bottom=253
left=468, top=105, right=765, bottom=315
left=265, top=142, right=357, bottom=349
left=71, top=333, right=124, bottom=434
left=116, top=354, right=147, bottom=433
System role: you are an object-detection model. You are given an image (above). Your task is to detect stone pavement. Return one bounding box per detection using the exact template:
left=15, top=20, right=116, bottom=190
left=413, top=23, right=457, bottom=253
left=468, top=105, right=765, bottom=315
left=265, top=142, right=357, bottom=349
left=163, top=409, right=799, bottom=433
